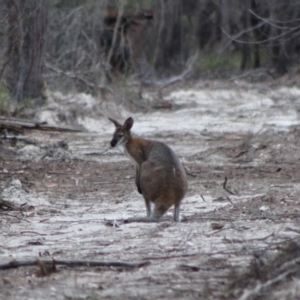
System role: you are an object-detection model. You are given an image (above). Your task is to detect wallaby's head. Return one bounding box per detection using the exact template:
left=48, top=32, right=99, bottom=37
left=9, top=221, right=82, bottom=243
left=109, top=117, right=134, bottom=147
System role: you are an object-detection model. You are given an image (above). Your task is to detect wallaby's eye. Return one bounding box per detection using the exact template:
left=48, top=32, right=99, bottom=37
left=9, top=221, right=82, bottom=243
left=117, top=134, right=123, bottom=138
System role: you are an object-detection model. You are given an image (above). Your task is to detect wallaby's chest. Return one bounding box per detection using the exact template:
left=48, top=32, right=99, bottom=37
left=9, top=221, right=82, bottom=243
left=123, top=145, right=139, bottom=167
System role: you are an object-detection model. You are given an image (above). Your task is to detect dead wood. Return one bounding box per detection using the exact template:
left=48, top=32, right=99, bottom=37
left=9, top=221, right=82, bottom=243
left=0, top=117, right=82, bottom=133
left=0, top=135, right=39, bottom=145
left=0, top=258, right=150, bottom=270
left=0, top=198, right=21, bottom=211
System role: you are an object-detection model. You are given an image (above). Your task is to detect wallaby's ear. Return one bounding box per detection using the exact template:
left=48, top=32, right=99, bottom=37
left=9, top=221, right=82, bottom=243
left=108, top=117, right=122, bottom=128
left=124, top=117, right=134, bottom=130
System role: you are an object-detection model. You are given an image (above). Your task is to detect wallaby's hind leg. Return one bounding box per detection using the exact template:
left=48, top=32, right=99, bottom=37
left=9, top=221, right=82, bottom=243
left=125, top=196, right=170, bottom=223
left=144, top=196, right=151, bottom=217
left=174, top=203, right=180, bottom=222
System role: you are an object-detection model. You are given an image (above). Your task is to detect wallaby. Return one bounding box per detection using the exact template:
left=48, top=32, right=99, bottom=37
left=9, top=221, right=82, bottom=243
left=109, top=117, right=188, bottom=222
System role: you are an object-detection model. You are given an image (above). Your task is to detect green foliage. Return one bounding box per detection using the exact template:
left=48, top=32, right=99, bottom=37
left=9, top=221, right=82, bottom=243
left=200, top=53, right=241, bottom=71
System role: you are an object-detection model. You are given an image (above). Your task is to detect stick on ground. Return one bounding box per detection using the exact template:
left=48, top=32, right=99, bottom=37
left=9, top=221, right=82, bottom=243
left=223, top=177, right=238, bottom=195
left=0, top=258, right=150, bottom=270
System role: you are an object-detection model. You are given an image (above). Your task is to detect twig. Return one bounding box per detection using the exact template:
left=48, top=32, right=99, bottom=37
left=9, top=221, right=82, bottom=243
left=221, top=23, right=300, bottom=45
left=248, top=9, right=292, bottom=30
left=0, top=258, right=150, bottom=270
left=222, top=232, right=274, bottom=244
left=20, top=231, right=47, bottom=236
left=142, top=253, right=198, bottom=261
left=226, top=196, right=234, bottom=205
left=223, top=177, right=238, bottom=195
left=206, top=227, right=232, bottom=237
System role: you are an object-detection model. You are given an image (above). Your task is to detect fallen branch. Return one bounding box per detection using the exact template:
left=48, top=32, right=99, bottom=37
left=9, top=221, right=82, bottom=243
left=0, top=117, right=82, bottom=133
left=0, top=258, right=150, bottom=270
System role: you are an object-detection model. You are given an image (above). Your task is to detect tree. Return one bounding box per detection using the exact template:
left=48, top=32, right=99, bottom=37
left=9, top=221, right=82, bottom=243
left=3, top=0, right=47, bottom=107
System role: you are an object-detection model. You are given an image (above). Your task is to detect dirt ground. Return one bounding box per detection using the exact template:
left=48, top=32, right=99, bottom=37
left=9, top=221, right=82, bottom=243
left=1, top=80, right=300, bottom=299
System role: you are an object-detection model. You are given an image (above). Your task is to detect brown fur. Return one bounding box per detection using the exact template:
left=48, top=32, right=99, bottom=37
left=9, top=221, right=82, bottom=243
left=109, top=117, right=188, bottom=222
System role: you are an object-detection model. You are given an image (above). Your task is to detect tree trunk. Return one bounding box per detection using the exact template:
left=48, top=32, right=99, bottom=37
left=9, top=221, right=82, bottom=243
left=4, top=0, right=47, bottom=106
left=240, top=0, right=251, bottom=70
left=219, top=0, right=230, bottom=54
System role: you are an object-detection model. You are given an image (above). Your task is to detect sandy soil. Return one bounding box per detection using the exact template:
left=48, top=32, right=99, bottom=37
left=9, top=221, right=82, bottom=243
left=1, top=80, right=300, bottom=299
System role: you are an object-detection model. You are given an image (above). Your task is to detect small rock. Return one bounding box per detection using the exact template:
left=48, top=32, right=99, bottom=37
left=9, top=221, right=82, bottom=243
left=259, top=205, right=269, bottom=212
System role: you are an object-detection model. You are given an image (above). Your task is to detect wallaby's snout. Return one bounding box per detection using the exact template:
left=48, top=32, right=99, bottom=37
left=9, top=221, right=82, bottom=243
left=110, top=130, right=122, bottom=147
left=110, top=138, right=118, bottom=148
